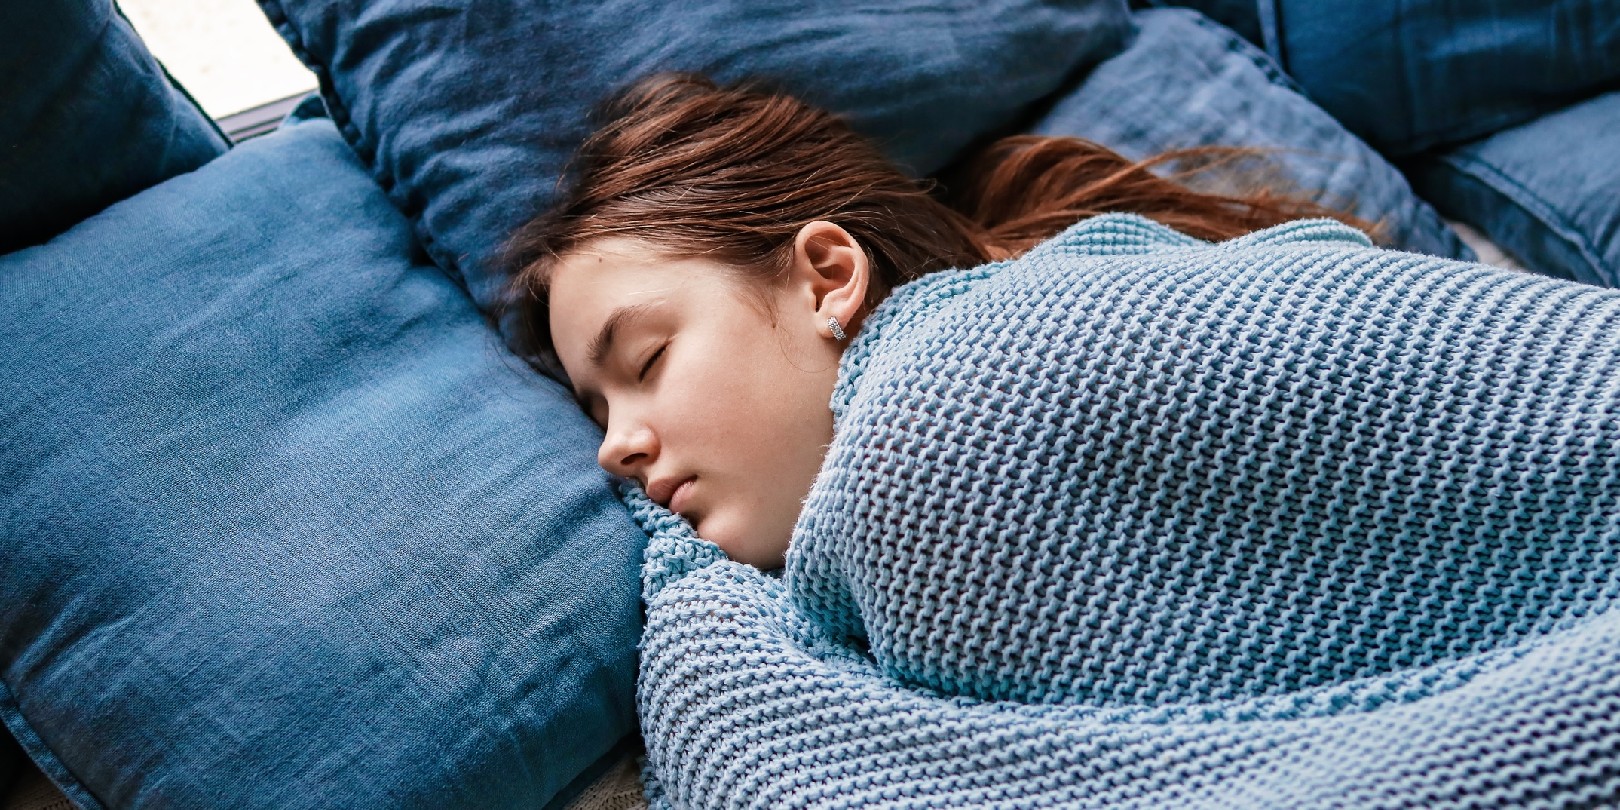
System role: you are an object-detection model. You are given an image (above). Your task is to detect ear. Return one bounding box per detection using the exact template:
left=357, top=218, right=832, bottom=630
left=789, top=220, right=870, bottom=338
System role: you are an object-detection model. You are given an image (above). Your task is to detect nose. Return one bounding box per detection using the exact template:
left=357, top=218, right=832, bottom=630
left=597, top=411, right=658, bottom=479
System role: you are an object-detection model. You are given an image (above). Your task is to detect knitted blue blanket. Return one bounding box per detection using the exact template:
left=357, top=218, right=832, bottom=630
left=627, top=215, right=1620, bottom=808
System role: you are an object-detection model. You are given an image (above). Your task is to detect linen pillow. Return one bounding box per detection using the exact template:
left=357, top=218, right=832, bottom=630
left=1168, top=0, right=1620, bottom=157
left=1408, top=92, right=1620, bottom=289
left=0, top=0, right=227, bottom=253
left=1029, top=8, right=1470, bottom=261
left=256, top=0, right=1136, bottom=311
left=0, top=115, right=643, bottom=810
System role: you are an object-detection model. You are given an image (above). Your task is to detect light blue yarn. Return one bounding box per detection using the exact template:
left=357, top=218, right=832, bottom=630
left=628, top=215, right=1620, bottom=809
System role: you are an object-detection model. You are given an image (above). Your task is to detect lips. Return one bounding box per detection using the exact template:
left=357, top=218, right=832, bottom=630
left=646, top=475, right=696, bottom=511
left=668, top=478, right=696, bottom=515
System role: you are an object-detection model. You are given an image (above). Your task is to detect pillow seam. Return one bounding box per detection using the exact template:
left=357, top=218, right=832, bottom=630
left=0, top=679, right=109, bottom=810
left=1435, top=151, right=1607, bottom=286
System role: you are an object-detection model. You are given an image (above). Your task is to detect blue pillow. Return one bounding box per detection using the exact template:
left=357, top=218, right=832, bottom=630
left=1408, top=92, right=1620, bottom=289
left=256, top=0, right=1136, bottom=311
left=1031, top=8, right=1471, bottom=261
left=1168, top=0, right=1620, bottom=157
left=0, top=0, right=227, bottom=253
left=0, top=115, right=643, bottom=809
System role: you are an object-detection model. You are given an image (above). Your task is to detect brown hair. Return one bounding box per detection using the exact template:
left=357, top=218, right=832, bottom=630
left=500, top=73, right=1369, bottom=358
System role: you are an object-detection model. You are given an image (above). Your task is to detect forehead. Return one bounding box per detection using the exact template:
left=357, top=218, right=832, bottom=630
left=550, top=237, right=681, bottom=299
left=556, top=238, right=744, bottom=323
left=547, top=239, right=746, bottom=366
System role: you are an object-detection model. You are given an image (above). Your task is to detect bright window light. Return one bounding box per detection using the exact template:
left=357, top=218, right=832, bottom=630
left=119, top=0, right=317, bottom=120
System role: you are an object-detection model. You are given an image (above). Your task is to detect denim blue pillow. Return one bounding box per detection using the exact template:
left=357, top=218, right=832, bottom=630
left=256, top=0, right=1135, bottom=311
left=1168, top=0, right=1620, bottom=157
left=1031, top=8, right=1471, bottom=261
left=0, top=0, right=227, bottom=253
left=0, top=116, right=643, bottom=809
left=1408, top=92, right=1620, bottom=289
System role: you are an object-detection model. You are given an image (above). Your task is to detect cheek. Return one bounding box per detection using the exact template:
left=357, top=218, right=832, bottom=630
left=666, top=330, right=827, bottom=449
left=716, top=336, right=837, bottom=461
left=655, top=347, right=752, bottom=444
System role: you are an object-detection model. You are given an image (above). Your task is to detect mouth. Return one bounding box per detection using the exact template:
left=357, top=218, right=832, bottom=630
left=668, top=478, right=697, bottom=516
left=645, top=475, right=696, bottom=511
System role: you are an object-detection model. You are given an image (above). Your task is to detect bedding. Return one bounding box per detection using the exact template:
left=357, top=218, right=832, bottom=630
left=255, top=0, right=1134, bottom=315
left=1409, top=92, right=1620, bottom=289
left=1030, top=8, right=1469, bottom=262
left=0, top=113, right=643, bottom=810
left=632, top=215, right=1620, bottom=807
left=6, top=0, right=1613, bottom=806
left=0, top=0, right=227, bottom=253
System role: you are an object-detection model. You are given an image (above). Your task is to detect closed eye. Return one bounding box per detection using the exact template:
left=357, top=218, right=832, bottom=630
left=638, top=344, right=667, bottom=382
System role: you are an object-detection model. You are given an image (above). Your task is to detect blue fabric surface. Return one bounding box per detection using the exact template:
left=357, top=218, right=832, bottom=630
left=1158, top=0, right=1620, bottom=287
left=1408, top=92, right=1620, bottom=289
left=631, top=216, right=1620, bottom=807
left=0, top=117, right=643, bottom=809
left=1250, top=0, right=1620, bottom=158
left=0, top=0, right=228, bottom=253
left=255, top=0, right=1134, bottom=312
left=1032, top=8, right=1470, bottom=262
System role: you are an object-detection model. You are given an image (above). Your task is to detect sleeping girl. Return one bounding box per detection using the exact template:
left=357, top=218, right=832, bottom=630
left=502, top=74, right=1620, bottom=807
left=501, top=73, right=1364, bottom=570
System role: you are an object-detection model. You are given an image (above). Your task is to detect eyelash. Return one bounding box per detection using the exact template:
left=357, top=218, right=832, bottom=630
left=638, top=344, right=667, bottom=382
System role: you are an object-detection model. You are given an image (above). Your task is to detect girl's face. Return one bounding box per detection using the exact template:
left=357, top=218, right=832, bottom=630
left=547, top=224, right=869, bottom=568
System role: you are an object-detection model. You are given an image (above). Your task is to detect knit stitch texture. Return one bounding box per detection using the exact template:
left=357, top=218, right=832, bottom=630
left=628, top=215, right=1620, bottom=809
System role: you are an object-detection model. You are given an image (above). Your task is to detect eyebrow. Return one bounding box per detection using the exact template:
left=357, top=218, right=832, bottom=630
left=587, top=302, right=659, bottom=370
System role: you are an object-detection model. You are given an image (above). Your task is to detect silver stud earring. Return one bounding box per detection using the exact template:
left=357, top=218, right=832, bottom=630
left=827, top=316, right=846, bottom=341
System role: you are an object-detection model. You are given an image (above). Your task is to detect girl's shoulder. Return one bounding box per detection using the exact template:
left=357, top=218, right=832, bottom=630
left=1025, top=212, right=1374, bottom=261
left=856, top=213, right=1374, bottom=340
left=832, top=214, right=1376, bottom=419
left=831, top=258, right=1003, bottom=420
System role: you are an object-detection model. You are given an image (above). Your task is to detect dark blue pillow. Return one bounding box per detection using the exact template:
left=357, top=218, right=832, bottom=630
left=1030, top=8, right=1471, bottom=261
left=0, top=0, right=228, bottom=253
left=1409, top=92, right=1620, bottom=289
left=0, top=116, right=642, bottom=809
left=256, top=0, right=1135, bottom=311
left=1169, top=0, right=1620, bottom=157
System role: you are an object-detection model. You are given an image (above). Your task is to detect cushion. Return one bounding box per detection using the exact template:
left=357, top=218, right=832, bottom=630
left=0, top=115, right=643, bottom=810
left=1407, top=91, right=1620, bottom=288
left=1170, top=0, right=1620, bottom=156
left=0, top=0, right=228, bottom=254
left=1030, top=8, right=1471, bottom=261
left=255, top=0, right=1136, bottom=311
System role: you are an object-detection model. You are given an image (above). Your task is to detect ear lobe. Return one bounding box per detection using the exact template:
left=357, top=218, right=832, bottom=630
left=793, top=220, right=870, bottom=336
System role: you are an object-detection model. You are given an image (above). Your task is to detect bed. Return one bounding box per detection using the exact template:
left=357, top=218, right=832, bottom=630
left=3, top=0, right=1615, bottom=807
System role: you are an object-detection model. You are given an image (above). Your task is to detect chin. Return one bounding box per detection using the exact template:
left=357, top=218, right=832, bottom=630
left=701, top=517, right=788, bottom=570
